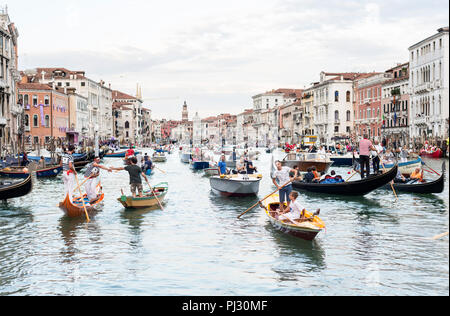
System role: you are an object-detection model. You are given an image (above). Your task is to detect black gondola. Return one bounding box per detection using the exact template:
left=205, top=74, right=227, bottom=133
left=385, top=163, right=446, bottom=194
left=292, top=165, right=398, bottom=196
left=0, top=174, right=33, bottom=202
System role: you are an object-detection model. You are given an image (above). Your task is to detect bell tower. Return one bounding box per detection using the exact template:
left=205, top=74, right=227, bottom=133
left=182, top=101, right=189, bottom=122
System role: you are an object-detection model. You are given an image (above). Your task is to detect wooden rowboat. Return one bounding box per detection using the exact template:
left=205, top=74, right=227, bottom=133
left=0, top=174, right=33, bottom=202
left=261, top=193, right=325, bottom=241
left=59, top=185, right=104, bottom=218
left=119, top=182, right=168, bottom=209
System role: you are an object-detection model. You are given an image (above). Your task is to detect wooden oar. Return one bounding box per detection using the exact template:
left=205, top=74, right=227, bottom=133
left=74, top=173, right=90, bottom=222
left=145, top=178, right=164, bottom=211
left=432, top=232, right=449, bottom=240
left=238, top=181, right=293, bottom=219
left=153, top=166, right=166, bottom=174
left=421, top=161, right=441, bottom=176
left=345, top=170, right=359, bottom=182
left=72, top=176, right=91, bottom=193
left=382, top=162, right=398, bottom=202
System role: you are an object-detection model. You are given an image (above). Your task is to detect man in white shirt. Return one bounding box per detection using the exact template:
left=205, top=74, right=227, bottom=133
left=371, top=140, right=383, bottom=174
left=272, top=161, right=297, bottom=213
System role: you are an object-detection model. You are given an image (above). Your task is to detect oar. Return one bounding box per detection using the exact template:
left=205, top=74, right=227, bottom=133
left=421, top=161, right=441, bottom=176
left=74, top=173, right=90, bottom=222
left=72, top=176, right=91, bottom=193
left=145, top=178, right=164, bottom=211
left=153, top=166, right=166, bottom=174
left=382, top=162, right=398, bottom=202
left=345, top=170, right=359, bottom=182
left=238, top=181, right=293, bottom=219
left=432, top=232, right=449, bottom=240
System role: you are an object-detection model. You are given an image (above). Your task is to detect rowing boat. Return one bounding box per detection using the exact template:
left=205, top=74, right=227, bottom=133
left=210, top=174, right=262, bottom=197
left=152, top=153, right=167, bottom=163
left=420, top=149, right=444, bottom=159
left=292, top=165, right=398, bottom=196
left=119, top=182, right=168, bottom=209
left=261, top=193, right=325, bottom=241
left=59, top=185, right=104, bottom=218
left=0, top=174, right=33, bottom=202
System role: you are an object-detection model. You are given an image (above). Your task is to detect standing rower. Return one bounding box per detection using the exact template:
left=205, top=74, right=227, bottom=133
left=62, top=145, right=77, bottom=202
left=84, top=157, right=111, bottom=203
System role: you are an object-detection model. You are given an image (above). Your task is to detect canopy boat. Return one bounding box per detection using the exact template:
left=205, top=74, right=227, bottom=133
left=261, top=193, right=325, bottom=241
left=210, top=174, right=262, bottom=197
left=0, top=164, right=62, bottom=178
left=420, top=149, right=444, bottom=159
left=119, top=182, right=168, bottom=209
left=152, top=153, right=167, bottom=163
left=0, top=174, right=33, bottom=202
left=59, top=185, right=104, bottom=218
left=281, top=153, right=333, bottom=173
left=384, top=163, right=445, bottom=194
left=292, top=165, right=398, bottom=196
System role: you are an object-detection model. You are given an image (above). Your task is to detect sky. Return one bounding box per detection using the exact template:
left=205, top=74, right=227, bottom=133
left=5, top=0, right=450, bottom=120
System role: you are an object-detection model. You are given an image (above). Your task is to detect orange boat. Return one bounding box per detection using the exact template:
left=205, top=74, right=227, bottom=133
left=59, top=184, right=104, bottom=218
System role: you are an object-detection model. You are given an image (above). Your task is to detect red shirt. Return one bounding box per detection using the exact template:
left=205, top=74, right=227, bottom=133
left=126, top=149, right=135, bottom=157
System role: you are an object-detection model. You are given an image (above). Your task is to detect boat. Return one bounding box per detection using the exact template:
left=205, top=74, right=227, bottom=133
left=210, top=174, right=262, bottom=197
left=59, top=185, right=104, bottom=218
left=152, top=153, right=167, bottom=163
left=190, top=161, right=210, bottom=170
left=74, top=160, right=91, bottom=171
left=420, top=149, right=444, bottom=159
left=261, top=193, right=325, bottom=241
left=204, top=167, right=220, bottom=177
left=292, top=165, right=398, bottom=196
left=0, top=174, right=33, bottom=202
left=281, top=152, right=334, bottom=173
left=119, top=182, right=168, bottom=209
left=328, top=153, right=356, bottom=167
left=180, top=151, right=192, bottom=164
left=383, top=163, right=445, bottom=194
left=383, top=158, right=422, bottom=176
left=0, top=164, right=62, bottom=178
left=105, top=151, right=141, bottom=158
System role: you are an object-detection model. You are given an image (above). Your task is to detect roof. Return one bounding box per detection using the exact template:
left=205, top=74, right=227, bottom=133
left=35, top=68, right=87, bottom=80
left=18, top=82, right=55, bottom=91
left=112, top=90, right=138, bottom=101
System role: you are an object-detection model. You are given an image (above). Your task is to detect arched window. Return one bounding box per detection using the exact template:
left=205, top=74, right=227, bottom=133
left=346, top=91, right=351, bottom=103
left=33, top=115, right=39, bottom=127
left=125, top=121, right=130, bottom=129
left=335, top=111, right=339, bottom=121
left=45, top=115, right=50, bottom=127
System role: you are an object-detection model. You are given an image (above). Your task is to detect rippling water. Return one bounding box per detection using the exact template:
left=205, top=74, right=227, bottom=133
left=0, top=150, right=448, bottom=296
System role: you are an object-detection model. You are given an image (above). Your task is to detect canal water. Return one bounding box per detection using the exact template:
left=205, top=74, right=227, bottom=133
left=0, top=150, right=448, bottom=296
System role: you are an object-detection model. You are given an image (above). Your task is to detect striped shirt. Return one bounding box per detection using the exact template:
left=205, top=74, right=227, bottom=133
left=84, top=162, right=100, bottom=178
left=61, top=153, right=74, bottom=171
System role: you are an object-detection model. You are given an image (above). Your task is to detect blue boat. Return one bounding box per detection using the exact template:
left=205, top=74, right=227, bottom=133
left=0, top=165, right=63, bottom=179
left=190, top=161, right=210, bottom=170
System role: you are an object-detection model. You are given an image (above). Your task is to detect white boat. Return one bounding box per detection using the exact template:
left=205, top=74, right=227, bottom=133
left=210, top=174, right=262, bottom=197
left=204, top=167, right=220, bottom=177
left=180, top=151, right=191, bottom=163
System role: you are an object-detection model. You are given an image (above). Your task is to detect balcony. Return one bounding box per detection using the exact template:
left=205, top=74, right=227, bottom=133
left=414, top=116, right=428, bottom=126
left=434, top=80, right=442, bottom=89
left=414, top=83, right=432, bottom=94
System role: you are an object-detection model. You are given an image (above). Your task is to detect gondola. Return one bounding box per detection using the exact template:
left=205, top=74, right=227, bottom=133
left=292, top=165, right=398, bottom=196
left=59, top=185, right=104, bottom=218
left=384, top=163, right=445, bottom=194
left=0, top=174, right=33, bottom=202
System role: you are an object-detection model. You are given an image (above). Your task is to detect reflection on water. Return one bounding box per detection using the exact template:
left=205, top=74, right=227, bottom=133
left=0, top=151, right=448, bottom=296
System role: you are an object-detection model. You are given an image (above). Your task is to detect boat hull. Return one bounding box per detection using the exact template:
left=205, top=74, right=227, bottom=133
left=204, top=168, right=220, bottom=177
left=262, top=194, right=325, bottom=241
left=292, top=165, right=398, bottom=196
left=119, top=183, right=168, bottom=209
left=420, top=149, right=444, bottom=159
left=180, top=153, right=191, bottom=163
left=0, top=174, right=33, bottom=201
left=59, top=192, right=105, bottom=218
left=210, top=176, right=261, bottom=196
left=384, top=158, right=422, bottom=176
left=191, top=161, right=210, bottom=170
left=105, top=151, right=141, bottom=158
left=0, top=165, right=62, bottom=178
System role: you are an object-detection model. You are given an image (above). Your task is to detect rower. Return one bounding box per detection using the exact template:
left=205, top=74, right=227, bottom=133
left=84, top=157, right=112, bottom=203
left=62, top=145, right=77, bottom=202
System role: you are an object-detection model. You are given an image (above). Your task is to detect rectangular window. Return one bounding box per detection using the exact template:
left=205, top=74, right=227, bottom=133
left=33, top=95, right=38, bottom=106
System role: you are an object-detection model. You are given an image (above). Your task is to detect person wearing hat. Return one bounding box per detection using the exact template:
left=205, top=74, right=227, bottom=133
left=62, top=145, right=77, bottom=202
left=84, top=157, right=112, bottom=203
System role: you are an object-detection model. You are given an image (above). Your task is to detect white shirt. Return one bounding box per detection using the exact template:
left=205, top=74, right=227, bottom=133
left=371, top=145, right=383, bottom=157
left=289, top=200, right=304, bottom=219
left=273, top=167, right=291, bottom=186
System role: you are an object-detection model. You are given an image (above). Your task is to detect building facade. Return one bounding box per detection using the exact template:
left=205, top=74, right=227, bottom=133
left=409, top=27, right=449, bottom=145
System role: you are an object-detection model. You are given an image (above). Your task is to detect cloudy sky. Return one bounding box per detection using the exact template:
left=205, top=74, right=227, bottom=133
left=7, top=0, right=449, bottom=119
